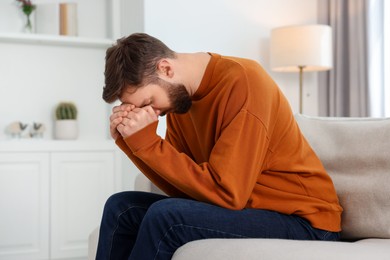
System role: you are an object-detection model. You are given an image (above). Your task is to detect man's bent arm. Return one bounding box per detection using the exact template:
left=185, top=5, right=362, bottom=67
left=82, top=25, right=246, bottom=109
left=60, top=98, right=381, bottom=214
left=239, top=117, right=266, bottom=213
left=121, top=111, right=269, bottom=210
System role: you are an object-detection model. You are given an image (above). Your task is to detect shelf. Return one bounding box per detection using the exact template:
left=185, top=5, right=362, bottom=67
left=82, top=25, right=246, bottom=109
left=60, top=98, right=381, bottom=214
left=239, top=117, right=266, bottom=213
left=0, top=139, right=116, bottom=152
left=0, top=32, right=113, bottom=48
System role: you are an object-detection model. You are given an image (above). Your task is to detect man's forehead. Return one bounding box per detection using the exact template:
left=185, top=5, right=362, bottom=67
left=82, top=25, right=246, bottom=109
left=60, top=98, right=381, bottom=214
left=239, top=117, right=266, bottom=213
left=119, top=85, right=136, bottom=99
left=119, top=86, right=149, bottom=106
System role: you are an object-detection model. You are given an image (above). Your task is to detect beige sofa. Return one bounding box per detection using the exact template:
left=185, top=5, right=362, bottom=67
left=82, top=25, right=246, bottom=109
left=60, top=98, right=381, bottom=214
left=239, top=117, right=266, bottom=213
left=89, top=114, right=390, bottom=259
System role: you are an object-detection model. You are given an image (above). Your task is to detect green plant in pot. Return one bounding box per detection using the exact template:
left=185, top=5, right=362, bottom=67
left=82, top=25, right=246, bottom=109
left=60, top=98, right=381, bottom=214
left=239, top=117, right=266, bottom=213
left=54, top=102, right=79, bottom=140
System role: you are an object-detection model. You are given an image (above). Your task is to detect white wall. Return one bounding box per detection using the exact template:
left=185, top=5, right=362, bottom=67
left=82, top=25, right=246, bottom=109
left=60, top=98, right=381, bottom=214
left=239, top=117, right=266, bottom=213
left=143, top=0, right=320, bottom=116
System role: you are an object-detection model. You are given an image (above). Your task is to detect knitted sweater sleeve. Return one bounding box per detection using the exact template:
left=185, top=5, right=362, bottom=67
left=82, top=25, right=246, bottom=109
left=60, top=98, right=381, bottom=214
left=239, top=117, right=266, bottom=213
left=121, top=110, right=269, bottom=210
left=115, top=136, right=190, bottom=198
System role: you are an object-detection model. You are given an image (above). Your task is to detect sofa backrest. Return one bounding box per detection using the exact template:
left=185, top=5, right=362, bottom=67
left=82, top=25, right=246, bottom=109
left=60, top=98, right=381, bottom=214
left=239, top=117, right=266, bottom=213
left=295, top=114, right=390, bottom=240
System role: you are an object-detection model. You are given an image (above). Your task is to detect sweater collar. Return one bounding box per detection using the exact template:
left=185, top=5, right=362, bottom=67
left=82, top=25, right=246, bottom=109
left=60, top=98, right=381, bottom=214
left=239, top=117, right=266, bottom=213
left=192, top=53, right=221, bottom=101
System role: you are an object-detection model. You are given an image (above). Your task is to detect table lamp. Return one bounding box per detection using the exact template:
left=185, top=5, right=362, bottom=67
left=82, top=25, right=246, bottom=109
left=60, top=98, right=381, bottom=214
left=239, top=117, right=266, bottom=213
left=270, top=24, right=332, bottom=114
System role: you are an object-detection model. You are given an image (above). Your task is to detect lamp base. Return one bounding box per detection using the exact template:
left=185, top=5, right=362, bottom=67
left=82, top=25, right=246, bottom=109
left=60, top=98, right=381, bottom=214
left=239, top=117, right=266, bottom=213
left=298, top=66, right=305, bottom=114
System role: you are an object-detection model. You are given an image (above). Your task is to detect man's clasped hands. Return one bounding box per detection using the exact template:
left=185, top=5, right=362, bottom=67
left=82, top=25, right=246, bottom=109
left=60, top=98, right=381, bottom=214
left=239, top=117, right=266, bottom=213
left=110, top=104, right=161, bottom=140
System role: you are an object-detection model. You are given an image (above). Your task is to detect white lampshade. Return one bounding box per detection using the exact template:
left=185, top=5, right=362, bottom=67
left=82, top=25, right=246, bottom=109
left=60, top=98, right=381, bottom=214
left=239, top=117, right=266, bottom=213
left=270, top=24, right=333, bottom=72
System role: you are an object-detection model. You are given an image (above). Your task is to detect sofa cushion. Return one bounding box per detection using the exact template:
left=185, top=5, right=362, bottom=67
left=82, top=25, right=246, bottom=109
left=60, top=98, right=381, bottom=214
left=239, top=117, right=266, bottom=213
left=295, top=114, right=390, bottom=240
left=172, top=238, right=390, bottom=260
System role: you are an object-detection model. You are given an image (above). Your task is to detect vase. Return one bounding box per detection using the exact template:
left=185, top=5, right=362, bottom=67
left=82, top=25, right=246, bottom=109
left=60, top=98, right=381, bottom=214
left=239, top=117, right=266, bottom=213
left=54, top=120, right=79, bottom=140
left=24, top=14, right=33, bottom=33
left=59, top=3, right=78, bottom=36
left=21, top=4, right=36, bottom=33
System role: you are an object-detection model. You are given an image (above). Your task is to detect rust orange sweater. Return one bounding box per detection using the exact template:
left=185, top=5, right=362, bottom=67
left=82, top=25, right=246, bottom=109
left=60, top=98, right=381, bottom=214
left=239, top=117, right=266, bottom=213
left=116, top=53, right=343, bottom=232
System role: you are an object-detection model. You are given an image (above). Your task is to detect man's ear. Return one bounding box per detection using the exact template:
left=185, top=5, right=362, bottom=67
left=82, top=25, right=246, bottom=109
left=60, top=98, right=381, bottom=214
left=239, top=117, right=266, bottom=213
left=156, top=59, right=174, bottom=78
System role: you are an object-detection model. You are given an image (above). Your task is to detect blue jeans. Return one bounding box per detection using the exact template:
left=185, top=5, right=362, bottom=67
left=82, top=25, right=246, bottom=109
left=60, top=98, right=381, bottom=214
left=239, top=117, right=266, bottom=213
left=96, top=191, right=340, bottom=260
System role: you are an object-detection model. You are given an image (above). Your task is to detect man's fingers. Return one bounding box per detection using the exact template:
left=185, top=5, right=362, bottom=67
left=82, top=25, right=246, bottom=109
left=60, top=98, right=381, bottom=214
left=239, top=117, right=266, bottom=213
left=121, top=117, right=137, bottom=127
left=116, top=123, right=124, bottom=134
left=127, top=111, right=140, bottom=121
left=112, top=104, right=135, bottom=113
left=110, top=117, right=122, bottom=127
left=121, top=103, right=135, bottom=111
left=142, top=106, right=159, bottom=120
left=110, top=117, right=122, bottom=134
left=114, top=105, right=159, bottom=139
left=109, top=117, right=123, bottom=140
left=112, top=105, right=123, bottom=113
left=110, top=109, right=128, bottom=122
left=110, top=104, right=137, bottom=140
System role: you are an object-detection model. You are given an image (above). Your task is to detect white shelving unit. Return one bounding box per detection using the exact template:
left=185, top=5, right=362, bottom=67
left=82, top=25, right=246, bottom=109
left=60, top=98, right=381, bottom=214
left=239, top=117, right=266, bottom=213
left=0, top=140, right=122, bottom=260
left=0, top=32, right=113, bottom=48
left=0, top=0, right=142, bottom=141
left=0, top=1, right=144, bottom=258
left=0, top=139, right=117, bottom=152
left=0, top=1, right=132, bottom=259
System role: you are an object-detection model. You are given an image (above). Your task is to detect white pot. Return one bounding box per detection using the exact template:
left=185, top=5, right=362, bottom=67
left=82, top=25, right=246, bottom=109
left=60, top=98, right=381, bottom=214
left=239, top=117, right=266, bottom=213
left=54, top=120, right=78, bottom=140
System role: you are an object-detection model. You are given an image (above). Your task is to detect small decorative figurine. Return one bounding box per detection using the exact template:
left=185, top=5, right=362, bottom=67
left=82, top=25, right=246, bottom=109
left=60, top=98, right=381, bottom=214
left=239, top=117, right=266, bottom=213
left=5, top=121, right=29, bottom=138
left=30, top=122, right=46, bottom=138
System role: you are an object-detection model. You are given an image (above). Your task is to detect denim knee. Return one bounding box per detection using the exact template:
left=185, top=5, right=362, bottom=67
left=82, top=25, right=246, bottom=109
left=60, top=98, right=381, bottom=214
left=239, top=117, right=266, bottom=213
left=104, top=191, right=154, bottom=211
left=146, top=198, right=188, bottom=218
left=102, top=192, right=129, bottom=217
left=136, top=199, right=191, bottom=255
left=140, top=198, right=186, bottom=229
left=145, top=198, right=176, bottom=217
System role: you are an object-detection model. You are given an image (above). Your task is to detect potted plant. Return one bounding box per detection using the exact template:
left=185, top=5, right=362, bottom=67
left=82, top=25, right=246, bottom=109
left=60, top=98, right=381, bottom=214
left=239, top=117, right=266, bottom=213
left=54, top=102, right=78, bottom=140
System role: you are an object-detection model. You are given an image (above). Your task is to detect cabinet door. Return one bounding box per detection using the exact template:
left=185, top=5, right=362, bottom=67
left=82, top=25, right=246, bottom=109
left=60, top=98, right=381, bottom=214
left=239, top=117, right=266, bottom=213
left=50, top=152, right=116, bottom=259
left=0, top=153, right=50, bottom=260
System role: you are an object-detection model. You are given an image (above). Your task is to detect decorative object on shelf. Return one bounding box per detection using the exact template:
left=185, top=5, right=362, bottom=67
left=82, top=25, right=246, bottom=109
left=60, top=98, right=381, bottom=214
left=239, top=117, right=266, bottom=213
left=54, top=102, right=78, bottom=140
left=15, top=0, right=37, bottom=33
left=59, top=3, right=78, bottom=36
left=270, top=24, right=333, bottom=114
left=5, top=121, right=29, bottom=138
left=30, top=122, right=46, bottom=138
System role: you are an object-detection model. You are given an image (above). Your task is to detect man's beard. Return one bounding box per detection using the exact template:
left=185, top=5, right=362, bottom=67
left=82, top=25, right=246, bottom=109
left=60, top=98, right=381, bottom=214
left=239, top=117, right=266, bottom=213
left=167, top=83, right=192, bottom=114
left=158, top=79, right=192, bottom=116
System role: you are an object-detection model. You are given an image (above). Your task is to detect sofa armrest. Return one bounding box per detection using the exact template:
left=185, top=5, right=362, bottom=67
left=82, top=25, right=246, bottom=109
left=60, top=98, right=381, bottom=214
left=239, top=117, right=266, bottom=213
left=88, top=227, right=99, bottom=260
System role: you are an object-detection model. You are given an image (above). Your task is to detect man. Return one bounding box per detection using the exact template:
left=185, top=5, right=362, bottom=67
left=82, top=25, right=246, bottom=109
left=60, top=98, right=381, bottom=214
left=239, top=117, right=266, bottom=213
left=96, top=33, right=342, bottom=260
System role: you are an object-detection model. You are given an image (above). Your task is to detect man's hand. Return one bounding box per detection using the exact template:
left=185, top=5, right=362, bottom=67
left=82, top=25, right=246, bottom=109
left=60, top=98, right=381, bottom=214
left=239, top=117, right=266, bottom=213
left=117, top=106, right=159, bottom=138
left=111, top=105, right=160, bottom=140
left=109, top=104, right=134, bottom=140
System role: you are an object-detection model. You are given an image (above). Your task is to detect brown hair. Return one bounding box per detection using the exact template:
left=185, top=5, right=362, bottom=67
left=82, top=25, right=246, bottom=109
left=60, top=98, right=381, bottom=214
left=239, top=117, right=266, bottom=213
left=102, top=33, right=175, bottom=103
